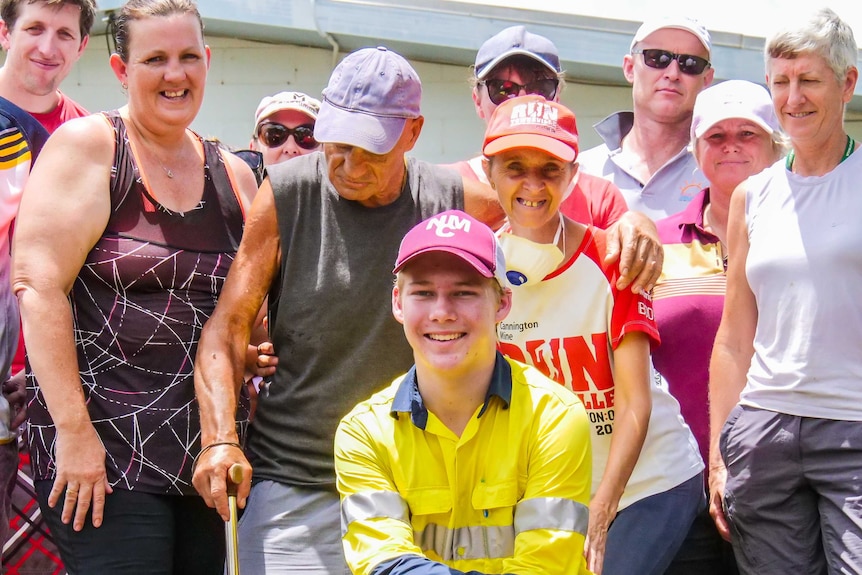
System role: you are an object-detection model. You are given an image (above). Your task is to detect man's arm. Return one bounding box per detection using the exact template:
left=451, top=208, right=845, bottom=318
left=192, top=177, right=281, bottom=520
left=708, top=184, right=756, bottom=541
left=569, top=172, right=660, bottom=292
left=603, top=211, right=663, bottom=293
left=461, top=175, right=506, bottom=230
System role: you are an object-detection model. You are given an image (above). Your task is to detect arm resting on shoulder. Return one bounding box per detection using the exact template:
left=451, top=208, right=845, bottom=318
left=603, top=211, right=663, bottom=293
left=462, top=175, right=506, bottom=230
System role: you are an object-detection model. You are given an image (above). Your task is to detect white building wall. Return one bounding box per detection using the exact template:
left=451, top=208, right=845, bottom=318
left=15, top=36, right=632, bottom=163
left=11, top=35, right=862, bottom=163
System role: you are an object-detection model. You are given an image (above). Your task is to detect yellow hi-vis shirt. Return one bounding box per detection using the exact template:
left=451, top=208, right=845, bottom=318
left=335, top=354, right=592, bottom=575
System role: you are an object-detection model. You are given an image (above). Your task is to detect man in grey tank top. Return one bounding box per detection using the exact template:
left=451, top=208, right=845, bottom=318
left=192, top=46, right=664, bottom=573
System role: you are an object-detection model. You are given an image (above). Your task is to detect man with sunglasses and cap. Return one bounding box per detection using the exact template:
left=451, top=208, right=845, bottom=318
left=334, top=209, right=592, bottom=575
left=250, top=90, right=321, bottom=166
left=579, top=16, right=714, bottom=220
left=447, top=25, right=664, bottom=294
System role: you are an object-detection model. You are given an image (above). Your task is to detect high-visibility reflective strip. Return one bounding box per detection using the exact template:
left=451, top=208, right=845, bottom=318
left=413, top=497, right=588, bottom=561
left=341, top=491, right=409, bottom=534
left=415, top=523, right=515, bottom=561
left=515, top=497, right=589, bottom=535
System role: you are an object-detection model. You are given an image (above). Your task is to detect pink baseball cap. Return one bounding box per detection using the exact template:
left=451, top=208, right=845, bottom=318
left=394, top=210, right=508, bottom=288
left=482, top=95, right=579, bottom=162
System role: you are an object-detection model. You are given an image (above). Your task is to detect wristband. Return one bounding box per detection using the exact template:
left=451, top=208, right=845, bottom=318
left=192, top=441, right=243, bottom=475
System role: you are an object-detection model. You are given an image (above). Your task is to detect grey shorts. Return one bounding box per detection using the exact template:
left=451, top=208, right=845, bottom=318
left=236, top=480, right=350, bottom=574
left=720, top=405, right=862, bottom=575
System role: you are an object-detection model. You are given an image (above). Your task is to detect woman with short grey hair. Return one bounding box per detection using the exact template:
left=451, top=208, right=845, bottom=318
left=709, top=8, right=862, bottom=574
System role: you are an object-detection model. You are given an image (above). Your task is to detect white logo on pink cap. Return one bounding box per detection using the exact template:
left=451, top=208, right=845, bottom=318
left=426, top=213, right=472, bottom=238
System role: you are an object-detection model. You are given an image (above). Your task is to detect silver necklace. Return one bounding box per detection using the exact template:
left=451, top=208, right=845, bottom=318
left=129, top=120, right=177, bottom=178
left=138, top=139, right=175, bottom=178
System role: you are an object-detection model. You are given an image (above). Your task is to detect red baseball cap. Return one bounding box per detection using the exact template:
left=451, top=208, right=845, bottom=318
left=394, top=210, right=508, bottom=288
left=482, top=95, right=579, bottom=162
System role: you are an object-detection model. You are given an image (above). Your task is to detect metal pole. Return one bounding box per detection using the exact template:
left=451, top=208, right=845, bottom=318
left=225, top=463, right=243, bottom=575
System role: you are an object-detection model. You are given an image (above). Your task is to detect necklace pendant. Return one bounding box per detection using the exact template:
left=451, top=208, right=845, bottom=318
left=165, top=168, right=174, bottom=178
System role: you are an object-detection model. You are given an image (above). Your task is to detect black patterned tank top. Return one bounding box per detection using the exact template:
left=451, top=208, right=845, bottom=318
left=28, top=112, right=248, bottom=495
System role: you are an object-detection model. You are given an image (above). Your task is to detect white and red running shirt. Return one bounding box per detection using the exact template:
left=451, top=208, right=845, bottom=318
left=498, top=226, right=703, bottom=509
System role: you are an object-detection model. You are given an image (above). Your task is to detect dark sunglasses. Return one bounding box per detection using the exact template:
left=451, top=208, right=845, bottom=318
left=257, top=122, right=318, bottom=150
left=231, top=149, right=265, bottom=186
left=478, top=77, right=559, bottom=106
left=632, top=49, right=711, bottom=75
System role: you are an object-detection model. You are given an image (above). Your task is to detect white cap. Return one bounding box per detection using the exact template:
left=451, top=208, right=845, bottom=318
left=631, top=16, right=711, bottom=56
left=691, top=80, right=780, bottom=140
left=254, top=91, right=321, bottom=132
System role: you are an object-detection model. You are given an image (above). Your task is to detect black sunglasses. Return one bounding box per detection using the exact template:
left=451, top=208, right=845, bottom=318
left=632, top=49, right=711, bottom=75
left=231, top=149, right=265, bottom=186
left=257, top=122, right=318, bottom=150
left=478, top=77, right=559, bottom=106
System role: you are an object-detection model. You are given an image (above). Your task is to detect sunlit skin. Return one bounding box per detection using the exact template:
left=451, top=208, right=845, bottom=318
left=109, top=13, right=210, bottom=135
left=624, top=28, right=714, bottom=125
left=324, top=116, right=423, bottom=207
left=696, top=119, right=775, bottom=193
left=253, top=108, right=319, bottom=166
left=767, top=53, right=857, bottom=153
left=393, top=252, right=510, bottom=380
left=483, top=148, right=577, bottom=243
left=0, top=1, right=89, bottom=112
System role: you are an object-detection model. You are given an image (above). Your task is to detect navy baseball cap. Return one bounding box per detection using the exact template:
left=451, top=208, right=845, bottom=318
left=474, top=26, right=561, bottom=80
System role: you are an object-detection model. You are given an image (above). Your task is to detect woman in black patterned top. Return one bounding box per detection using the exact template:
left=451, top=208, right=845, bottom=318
left=10, top=1, right=258, bottom=572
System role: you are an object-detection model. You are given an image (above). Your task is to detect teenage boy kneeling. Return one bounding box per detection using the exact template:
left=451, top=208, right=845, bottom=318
left=334, top=209, right=593, bottom=575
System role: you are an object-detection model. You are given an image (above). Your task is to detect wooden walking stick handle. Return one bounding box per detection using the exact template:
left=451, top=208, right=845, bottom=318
left=227, top=463, right=243, bottom=495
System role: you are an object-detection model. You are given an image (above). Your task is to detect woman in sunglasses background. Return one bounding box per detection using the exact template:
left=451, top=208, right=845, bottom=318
left=250, top=91, right=321, bottom=166
left=443, top=25, right=665, bottom=294
left=459, top=25, right=631, bottom=231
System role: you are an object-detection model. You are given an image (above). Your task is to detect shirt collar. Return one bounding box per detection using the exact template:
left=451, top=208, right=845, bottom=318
left=390, top=352, right=513, bottom=430
left=673, top=188, right=720, bottom=243
left=594, top=111, right=634, bottom=151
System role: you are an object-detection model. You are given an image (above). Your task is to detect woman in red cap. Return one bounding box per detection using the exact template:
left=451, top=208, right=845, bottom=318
left=484, top=95, right=704, bottom=575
